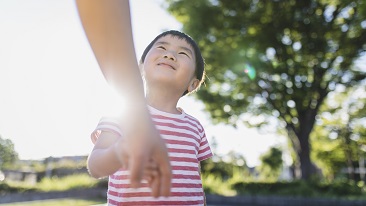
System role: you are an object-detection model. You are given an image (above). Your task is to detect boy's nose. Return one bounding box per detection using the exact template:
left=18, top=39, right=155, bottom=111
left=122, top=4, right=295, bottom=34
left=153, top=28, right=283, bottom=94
left=163, top=51, right=176, bottom=61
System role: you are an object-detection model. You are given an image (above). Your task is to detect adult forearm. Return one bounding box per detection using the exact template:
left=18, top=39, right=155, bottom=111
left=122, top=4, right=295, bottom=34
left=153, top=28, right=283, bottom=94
left=76, top=0, right=145, bottom=102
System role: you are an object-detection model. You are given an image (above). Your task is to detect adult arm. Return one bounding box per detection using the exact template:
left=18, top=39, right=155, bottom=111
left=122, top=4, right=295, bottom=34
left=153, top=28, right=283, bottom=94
left=75, top=0, right=171, bottom=197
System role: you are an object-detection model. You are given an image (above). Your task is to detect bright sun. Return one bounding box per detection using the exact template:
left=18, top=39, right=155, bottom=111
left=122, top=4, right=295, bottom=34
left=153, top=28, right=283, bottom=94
left=101, top=85, right=128, bottom=118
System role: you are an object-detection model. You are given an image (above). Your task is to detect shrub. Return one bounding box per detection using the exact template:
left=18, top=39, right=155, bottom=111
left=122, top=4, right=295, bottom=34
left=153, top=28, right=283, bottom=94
left=231, top=180, right=365, bottom=198
left=0, top=181, right=36, bottom=194
left=36, top=174, right=99, bottom=192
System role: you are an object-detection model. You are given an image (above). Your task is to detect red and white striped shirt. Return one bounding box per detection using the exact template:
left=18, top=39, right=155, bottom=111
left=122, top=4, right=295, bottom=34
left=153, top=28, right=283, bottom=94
left=91, top=106, right=213, bottom=206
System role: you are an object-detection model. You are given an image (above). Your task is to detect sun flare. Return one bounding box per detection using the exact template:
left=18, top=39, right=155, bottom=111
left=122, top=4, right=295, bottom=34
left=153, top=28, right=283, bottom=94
left=101, top=86, right=128, bottom=118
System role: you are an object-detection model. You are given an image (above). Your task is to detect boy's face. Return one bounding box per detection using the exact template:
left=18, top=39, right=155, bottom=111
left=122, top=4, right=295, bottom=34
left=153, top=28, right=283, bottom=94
left=142, top=35, right=198, bottom=95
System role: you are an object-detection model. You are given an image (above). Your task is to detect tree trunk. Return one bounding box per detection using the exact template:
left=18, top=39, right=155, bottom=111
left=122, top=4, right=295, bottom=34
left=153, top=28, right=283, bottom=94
left=296, top=109, right=318, bottom=180
left=287, top=126, right=315, bottom=180
left=343, top=130, right=355, bottom=181
left=298, top=133, right=313, bottom=180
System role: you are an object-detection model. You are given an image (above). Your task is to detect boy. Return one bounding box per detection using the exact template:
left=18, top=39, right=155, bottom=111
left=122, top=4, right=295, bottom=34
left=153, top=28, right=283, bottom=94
left=88, top=30, right=212, bottom=205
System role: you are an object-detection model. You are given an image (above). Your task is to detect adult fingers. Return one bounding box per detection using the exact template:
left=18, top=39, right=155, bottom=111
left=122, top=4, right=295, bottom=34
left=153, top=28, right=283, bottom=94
left=154, top=146, right=172, bottom=196
left=143, top=160, right=158, bottom=179
left=149, top=169, right=161, bottom=198
left=128, top=150, right=148, bottom=188
left=159, top=160, right=172, bottom=196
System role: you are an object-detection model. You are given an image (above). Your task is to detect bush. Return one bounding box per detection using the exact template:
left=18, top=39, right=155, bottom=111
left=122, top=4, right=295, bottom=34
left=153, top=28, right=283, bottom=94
left=0, top=182, right=36, bottom=194
left=231, top=180, right=365, bottom=198
left=202, top=173, right=233, bottom=195
left=36, top=174, right=99, bottom=192
left=326, top=180, right=363, bottom=196
left=1, top=174, right=102, bottom=194
left=232, top=181, right=313, bottom=196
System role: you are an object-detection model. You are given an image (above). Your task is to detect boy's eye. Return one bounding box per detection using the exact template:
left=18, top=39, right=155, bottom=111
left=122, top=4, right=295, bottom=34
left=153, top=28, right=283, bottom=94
left=157, top=46, right=166, bottom=50
left=179, top=52, right=189, bottom=57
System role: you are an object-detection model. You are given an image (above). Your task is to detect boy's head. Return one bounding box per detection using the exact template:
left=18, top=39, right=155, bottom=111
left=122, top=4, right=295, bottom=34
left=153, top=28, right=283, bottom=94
left=140, top=30, right=205, bottom=96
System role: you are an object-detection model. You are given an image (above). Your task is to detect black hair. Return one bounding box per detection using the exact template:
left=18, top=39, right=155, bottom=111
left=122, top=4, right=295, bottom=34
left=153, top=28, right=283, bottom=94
left=140, top=30, right=205, bottom=96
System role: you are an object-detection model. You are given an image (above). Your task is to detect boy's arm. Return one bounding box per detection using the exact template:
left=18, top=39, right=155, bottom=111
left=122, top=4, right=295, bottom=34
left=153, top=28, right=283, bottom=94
left=87, top=131, right=123, bottom=178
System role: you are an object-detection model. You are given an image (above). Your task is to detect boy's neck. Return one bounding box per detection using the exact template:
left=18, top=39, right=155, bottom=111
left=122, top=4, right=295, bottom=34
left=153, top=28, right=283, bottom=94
left=146, top=91, right=182, bottom=114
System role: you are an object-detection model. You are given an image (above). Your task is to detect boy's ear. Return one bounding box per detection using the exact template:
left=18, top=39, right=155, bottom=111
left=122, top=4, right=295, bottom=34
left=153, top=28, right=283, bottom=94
left=188, top=79, right=200, bottom=92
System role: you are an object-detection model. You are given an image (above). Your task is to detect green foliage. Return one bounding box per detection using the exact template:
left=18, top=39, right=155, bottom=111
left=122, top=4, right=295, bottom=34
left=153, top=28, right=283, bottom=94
left=43, top=157, right=88, bottom=170
left=201, top=152, right=250, bottom=181
left=201, top=152, right=254, bottom=195
left=0, top=182, right=36, bottom=194
left=36, top=174, right=98, bottom=192
left=2, top=161, right=365, bottom=200
left=202, top=165, right=253, bottom=196
left=7, top=156, right=89, bottom=176
left=232, top=179, right=365, bottom=197
left=311, top=85, right=366, bottom=180
left=6, top=160, right=46, bottom=172
left=202, top=172, right=233, bottom=195
left=2, top=174, right=101, bottom=193
left=0, top=135, right=18, bottom=169
left=165, top=0, right=366, bottom=179
left=257, top=147, right=284, bottom=181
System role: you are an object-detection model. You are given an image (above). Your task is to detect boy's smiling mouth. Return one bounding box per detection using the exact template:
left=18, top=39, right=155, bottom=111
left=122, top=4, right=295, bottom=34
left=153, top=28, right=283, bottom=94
left=157, top=62, right=176, bottom=70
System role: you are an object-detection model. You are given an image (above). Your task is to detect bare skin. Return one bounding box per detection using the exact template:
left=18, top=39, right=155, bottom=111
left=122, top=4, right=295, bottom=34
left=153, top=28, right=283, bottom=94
left=75, top=0, right=171, bottom=197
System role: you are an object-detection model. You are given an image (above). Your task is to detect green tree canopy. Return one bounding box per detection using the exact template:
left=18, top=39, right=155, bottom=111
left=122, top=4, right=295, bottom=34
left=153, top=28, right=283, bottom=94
left=165, top=0, right=366, bottom=179
left=0, top=135, right=18, bottom=169
left=311, top=84, right=366, bottom=180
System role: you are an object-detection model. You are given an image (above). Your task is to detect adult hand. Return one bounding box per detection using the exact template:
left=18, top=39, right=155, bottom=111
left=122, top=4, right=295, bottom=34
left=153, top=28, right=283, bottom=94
left=117, top=105, right=172, bottom=197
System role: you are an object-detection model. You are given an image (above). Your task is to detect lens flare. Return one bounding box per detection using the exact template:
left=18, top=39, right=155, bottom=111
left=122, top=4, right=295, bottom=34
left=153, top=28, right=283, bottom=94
left=244, top=64, right=256, bottom=80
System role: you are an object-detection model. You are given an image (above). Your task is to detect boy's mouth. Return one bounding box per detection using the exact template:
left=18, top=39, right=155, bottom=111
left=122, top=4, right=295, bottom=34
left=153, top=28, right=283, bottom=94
left=157, top=62, right=176, bottom=70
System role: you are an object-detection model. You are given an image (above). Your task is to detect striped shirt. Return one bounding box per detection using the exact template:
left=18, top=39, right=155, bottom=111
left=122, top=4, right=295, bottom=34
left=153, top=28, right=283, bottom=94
left=91, top=106, right=213, bottom=206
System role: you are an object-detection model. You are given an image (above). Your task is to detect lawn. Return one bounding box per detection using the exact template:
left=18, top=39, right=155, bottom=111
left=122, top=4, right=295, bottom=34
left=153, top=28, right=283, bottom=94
left=0, top=198, right=106, bottom=206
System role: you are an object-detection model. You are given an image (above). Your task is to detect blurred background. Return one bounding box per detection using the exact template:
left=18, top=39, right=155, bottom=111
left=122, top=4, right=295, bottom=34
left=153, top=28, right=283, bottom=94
left=0, top=0, right=365, bottom=205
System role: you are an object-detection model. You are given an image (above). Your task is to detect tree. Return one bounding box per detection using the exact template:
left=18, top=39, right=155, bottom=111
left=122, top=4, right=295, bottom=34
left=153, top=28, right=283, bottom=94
left=311, top=84, right=366, bottom=180
left=0, top=135, right=18, bottom=169
left=201, top=150, right=250, bottom=181
left=165, top=0, right=366, bottom=179
left=257, top=147, right=283, bottom=181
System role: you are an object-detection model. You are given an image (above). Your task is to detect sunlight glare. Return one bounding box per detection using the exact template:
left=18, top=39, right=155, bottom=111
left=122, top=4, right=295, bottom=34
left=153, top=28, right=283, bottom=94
left=102, top=86, right=128, bottom=118
left=244, top=63, right=256, bottom=80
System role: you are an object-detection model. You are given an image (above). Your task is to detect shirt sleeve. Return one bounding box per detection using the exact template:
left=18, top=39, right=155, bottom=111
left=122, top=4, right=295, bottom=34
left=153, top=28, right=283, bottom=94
left=197, top=128, right=213, bottom=162
left=90, top=117, right=123, bottom=144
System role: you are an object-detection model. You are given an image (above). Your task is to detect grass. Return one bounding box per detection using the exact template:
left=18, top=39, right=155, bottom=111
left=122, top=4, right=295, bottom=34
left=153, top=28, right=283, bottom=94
left=4, top=173, right=101, bottom=192
left=2, top=172, right=366, bottom=204
left=1, top=174, right=107, bottom=205
left=0, top=198, right=105, bottom=206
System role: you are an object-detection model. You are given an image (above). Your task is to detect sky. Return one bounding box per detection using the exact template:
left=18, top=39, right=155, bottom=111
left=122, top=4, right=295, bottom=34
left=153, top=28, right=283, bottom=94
left=0, top=0, right=288, bottom=167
